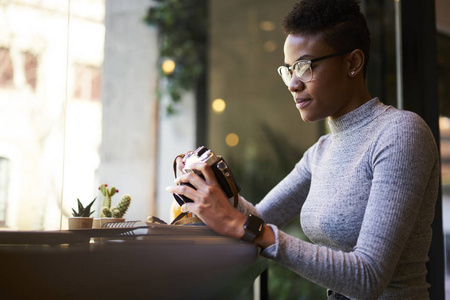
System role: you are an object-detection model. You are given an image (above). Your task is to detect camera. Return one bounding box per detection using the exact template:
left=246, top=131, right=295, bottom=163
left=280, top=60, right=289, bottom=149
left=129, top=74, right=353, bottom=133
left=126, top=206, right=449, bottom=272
left=173, top=146, right=241, bottom=206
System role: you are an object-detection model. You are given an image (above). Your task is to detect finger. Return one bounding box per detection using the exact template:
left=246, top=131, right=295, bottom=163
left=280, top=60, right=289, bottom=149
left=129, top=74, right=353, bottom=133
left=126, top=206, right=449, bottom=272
left=166, top=184, right=198, bottom=203
left=187, top=162, right=219, bottom=186
left=173, top=172, right=196, bottom=185
left=181, top=202, right=201, bottom=218
left=181, top=204, right=190, bottom=213
left=174, top=171, right=210, bottom=191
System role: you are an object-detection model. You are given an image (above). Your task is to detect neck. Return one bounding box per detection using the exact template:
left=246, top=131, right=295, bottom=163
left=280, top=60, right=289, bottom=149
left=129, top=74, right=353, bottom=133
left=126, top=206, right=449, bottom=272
left=329, top=80, right=372, bottom=121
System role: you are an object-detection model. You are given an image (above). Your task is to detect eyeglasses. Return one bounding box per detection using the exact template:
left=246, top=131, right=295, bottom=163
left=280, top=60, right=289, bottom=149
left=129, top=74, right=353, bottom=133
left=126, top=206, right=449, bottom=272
left=277, top=52, right=347, bottom=86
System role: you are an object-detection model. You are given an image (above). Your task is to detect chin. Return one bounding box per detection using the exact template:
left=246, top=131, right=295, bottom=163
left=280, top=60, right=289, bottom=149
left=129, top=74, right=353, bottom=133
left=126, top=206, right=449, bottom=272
left=299, top=111, right=314, bottom=122
left=299, top=111, right=325, bottom=123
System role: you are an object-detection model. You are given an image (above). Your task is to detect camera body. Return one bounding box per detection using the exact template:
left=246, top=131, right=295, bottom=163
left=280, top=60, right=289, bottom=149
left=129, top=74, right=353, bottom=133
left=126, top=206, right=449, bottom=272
left=173, top=146, right=241, bottom=206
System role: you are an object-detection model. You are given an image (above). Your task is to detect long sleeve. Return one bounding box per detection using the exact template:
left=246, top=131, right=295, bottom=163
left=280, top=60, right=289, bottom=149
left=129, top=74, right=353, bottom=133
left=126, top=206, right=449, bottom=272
left=247, top=98, right=439, bottom=300
left=236, top=154, right=311, bottom=223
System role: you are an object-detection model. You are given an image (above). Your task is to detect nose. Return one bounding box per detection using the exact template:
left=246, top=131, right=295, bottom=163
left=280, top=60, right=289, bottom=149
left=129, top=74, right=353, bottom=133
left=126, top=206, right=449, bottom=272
left=288, top=75, right=305, bottom=93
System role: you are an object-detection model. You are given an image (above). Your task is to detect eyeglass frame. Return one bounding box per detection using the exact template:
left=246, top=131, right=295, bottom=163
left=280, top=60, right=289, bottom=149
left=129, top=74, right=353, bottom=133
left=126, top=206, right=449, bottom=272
left=277, top=52, right=349, bottom=86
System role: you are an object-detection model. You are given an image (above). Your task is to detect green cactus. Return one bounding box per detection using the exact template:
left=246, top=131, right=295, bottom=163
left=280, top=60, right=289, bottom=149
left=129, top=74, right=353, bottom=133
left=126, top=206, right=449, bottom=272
left=111, top=194, right=131, bottom=218
left=72, top=198, right=96, bottom=217
left=101, top=206, right=112, bottom=218
left=98, top=183, right=118, bottom=215
left=98, top=184, right=131, bottom=218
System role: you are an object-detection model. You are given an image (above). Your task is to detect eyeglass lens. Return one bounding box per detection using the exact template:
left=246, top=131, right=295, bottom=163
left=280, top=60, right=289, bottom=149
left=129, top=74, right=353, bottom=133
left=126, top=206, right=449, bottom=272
left=278, top=61, right=313, bottom=86
left=295, top=62, right=312, bottom=82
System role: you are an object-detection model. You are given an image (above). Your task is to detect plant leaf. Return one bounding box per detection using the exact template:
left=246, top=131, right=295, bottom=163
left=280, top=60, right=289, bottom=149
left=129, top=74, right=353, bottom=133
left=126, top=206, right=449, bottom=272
left=77, top=198, right=84, bottom=212
left=72, top=208, right=79, bottom=217
left=85, top=197, right=96, bottom=212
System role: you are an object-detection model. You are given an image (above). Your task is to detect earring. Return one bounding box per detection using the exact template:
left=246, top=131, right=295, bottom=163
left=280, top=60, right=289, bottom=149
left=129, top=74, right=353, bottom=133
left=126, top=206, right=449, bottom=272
left=350, top=70, right=355, bottom=76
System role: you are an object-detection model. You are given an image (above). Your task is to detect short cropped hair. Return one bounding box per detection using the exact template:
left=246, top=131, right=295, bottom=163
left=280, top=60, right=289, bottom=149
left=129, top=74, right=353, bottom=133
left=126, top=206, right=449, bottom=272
left=282, top=0, right=371, bottom=77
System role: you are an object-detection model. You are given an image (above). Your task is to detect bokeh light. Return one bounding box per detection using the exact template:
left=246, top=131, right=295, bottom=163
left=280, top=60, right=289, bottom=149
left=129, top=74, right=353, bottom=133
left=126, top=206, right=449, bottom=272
left=263, top=40, right=277, bottom=52
left=225, top=133, right=239, bottom=147
left=212, top=98, right=226, bottom=114
left=161, top=59, right=176, bottom=75
left=259, top=21, right=276, bottom=31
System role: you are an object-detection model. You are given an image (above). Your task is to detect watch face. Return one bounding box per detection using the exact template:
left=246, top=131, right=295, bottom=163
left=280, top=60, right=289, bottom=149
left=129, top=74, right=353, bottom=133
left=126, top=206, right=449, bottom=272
left=241, top=215, right=264, bottom=243
left=245, top=215, right=264, bottom=234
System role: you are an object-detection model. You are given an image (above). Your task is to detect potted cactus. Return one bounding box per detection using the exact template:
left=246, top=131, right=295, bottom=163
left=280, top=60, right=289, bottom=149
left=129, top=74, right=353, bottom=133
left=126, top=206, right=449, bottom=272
left=68, top=198, right=96, bottom=229
left=93, top=183, right=132, bottom=228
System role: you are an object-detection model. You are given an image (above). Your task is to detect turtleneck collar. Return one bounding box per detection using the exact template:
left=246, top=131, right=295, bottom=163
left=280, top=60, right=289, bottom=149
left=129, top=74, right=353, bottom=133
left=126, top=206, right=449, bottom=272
left=327, top=98, right=389, bottom=134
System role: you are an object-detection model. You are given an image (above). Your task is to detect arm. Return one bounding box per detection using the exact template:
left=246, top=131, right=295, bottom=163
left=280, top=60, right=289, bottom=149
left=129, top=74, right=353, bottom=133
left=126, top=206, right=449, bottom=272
left=261, top=115, right=439, bottom=299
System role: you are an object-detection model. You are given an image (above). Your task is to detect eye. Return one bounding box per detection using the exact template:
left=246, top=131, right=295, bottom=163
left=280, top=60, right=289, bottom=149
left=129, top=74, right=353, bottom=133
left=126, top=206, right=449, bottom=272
left=294, top=61, right=310, bottom=77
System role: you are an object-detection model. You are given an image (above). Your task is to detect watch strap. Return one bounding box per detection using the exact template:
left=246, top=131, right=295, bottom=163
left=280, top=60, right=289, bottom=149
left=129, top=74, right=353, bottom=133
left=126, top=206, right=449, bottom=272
left=241, top=214, right=264, bottom=243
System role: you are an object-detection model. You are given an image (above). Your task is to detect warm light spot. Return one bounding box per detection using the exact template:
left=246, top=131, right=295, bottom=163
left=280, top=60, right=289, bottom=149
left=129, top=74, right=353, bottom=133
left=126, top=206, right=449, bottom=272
left=440, top=116, right=450, bottom=139
left=440, top=116, right=450, bottom=131
left=259, top=21, right=276, bottom=31
left=212, top=98, right=226, bottom=114
left=225, top=133, right=239, bottom=147
left=263, top=40, right=277, bottom=52
left=162, top=59, right=176, bottom=75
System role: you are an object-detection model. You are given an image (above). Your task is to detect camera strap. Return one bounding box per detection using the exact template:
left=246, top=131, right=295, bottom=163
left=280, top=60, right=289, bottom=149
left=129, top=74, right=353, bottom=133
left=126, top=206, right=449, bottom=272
left=215, top=157, right=239, bottom=209
left=171, top=154, right=189, bottom=224
left=170, top=153, right=240, bottom=225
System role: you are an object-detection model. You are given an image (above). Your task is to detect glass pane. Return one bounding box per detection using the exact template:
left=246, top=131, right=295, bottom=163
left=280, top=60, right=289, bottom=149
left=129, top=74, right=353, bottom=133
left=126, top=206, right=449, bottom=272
left=208, top=1, right=324, bottom=297
left=208, top=0, right=320, bottom=200
left=60, top=0, right=105, bottom=229
left=364, top=1, right=398, bottom=107
left=0, top=0, right=71, bottom=230
left=207, top=0, right=398, bottom=298
left=0, top=0, right=159, bottom=230
left=436, top=0, right=450, bottom=297
left=62, top=0, right=159, bottom=228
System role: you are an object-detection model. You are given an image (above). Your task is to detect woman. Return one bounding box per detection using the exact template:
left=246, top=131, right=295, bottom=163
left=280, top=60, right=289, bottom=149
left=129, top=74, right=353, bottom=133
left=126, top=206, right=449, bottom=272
left=166, top=0, right=440, bottom=299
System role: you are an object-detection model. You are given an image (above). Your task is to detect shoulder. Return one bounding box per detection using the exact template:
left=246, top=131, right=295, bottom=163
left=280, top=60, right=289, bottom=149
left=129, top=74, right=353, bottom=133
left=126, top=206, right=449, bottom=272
left=371, top=106, right=438, bottom=162
left=389, top=107, right=425, bottom=122
left=375, top=106, right=434, bottom=141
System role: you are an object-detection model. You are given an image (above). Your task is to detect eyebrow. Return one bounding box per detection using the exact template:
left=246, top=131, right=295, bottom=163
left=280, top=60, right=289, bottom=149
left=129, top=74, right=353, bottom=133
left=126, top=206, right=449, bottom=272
left=284, top=54, right=314, bottom=67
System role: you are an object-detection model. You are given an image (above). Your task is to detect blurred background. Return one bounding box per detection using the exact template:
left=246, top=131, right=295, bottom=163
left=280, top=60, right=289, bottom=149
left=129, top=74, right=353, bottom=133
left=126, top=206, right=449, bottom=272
left=0, top=0, right=448, bottom=299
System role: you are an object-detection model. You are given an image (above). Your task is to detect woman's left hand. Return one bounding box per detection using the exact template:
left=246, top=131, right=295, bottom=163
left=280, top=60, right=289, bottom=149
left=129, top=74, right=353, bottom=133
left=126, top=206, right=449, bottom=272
left=166, top=162, right=246, bottom=239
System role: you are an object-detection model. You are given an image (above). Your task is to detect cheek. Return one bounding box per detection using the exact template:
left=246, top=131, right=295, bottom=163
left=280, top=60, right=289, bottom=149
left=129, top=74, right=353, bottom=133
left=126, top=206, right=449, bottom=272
left=310, top=74, right=341, bottom=98
left=307, top=80, right=329, bottom=99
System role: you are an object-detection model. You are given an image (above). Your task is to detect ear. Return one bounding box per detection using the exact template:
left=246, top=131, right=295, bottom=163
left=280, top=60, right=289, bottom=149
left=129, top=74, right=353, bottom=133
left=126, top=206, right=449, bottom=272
left=346, top=49, right=365, bottom=78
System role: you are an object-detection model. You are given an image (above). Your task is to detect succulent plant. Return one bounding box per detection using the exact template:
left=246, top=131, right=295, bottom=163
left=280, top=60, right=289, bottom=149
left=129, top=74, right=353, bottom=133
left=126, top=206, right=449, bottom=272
left=72, top=198, right=96, bottom=217
left=98, top=183, right=131, bottom=218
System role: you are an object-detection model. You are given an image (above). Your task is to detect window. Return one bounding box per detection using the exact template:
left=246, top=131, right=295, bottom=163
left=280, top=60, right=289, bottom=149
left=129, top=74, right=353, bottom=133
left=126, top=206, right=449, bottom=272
left=0, top=48, right=39, bottom=91
left=0, top=48, right=14, bottom=88
left=73, top=64, right=101, bottom=101
left=0, top=157, right=10, bottom=227
left=207, top=0, right=448, bottom=298
left=437, top=6, right=450, bottom=296
left=24, top=52, right=38, bottom=91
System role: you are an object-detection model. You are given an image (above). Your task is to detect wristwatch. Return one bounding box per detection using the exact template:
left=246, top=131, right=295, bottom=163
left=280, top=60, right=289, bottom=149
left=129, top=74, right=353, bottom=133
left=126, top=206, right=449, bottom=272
left=241, top=214, right=265, bottom=243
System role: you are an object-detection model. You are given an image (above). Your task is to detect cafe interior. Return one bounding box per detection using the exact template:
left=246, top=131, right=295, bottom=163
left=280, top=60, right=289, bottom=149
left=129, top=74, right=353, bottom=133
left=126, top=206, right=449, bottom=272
left=0, top=0, right=449, bottom=299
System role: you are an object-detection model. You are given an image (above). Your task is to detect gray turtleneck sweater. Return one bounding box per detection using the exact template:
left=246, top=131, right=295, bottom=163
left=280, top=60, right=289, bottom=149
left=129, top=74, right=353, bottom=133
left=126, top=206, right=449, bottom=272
left=237, top=98, right=439, bottom=299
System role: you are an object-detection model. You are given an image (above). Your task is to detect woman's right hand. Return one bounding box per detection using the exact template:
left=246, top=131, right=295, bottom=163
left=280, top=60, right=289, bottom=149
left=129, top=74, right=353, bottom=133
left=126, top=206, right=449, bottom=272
left=166, top=161, right=246, bottom=239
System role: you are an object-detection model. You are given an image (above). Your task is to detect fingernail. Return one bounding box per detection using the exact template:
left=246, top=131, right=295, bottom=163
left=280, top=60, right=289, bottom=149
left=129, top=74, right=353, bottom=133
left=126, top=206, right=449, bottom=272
left=165, top=186, right=172, bottom=191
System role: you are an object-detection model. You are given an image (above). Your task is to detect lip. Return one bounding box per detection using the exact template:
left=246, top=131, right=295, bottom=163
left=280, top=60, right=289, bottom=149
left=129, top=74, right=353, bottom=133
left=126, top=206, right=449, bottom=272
left=295, top=97, right=312, bottom=109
